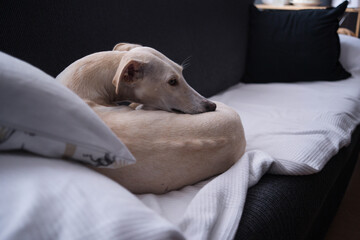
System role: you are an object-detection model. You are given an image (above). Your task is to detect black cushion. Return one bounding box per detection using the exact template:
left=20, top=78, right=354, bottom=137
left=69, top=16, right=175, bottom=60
left=0, top=0, right=253, bottom=97
left=244, top=1, right=351, bottom=83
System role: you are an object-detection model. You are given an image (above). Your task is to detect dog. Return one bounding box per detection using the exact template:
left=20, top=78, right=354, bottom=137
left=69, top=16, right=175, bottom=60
left=57, top=43, right=216, bottom=114
left=57, top=44, right=245, bottom=194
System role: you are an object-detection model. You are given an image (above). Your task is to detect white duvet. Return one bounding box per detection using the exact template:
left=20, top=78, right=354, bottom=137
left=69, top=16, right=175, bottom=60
left=1, top=35, right=360, bottom=240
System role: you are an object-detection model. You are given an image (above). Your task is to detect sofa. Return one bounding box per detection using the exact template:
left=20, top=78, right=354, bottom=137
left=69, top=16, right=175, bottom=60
left=1, top=0, right=360, bottom=239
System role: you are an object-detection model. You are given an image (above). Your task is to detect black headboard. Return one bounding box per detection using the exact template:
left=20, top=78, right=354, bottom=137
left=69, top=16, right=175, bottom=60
left=0, top=0, right=252, bottom=97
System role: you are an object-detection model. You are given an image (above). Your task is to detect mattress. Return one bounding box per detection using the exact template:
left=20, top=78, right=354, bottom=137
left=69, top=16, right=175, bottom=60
left=1, top=35, right=360, bottom=240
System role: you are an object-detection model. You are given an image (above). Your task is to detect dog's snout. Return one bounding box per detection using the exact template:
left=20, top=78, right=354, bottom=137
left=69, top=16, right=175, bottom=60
left=203, top=101, right=217, bottom=112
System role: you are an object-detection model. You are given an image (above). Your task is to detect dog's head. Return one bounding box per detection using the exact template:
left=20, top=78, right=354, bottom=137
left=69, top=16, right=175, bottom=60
left=112, top=43, right=216, bottom=114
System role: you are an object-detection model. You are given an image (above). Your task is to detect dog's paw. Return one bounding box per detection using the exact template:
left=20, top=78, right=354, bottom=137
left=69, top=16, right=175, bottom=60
left=138, top=104, right=158, bottom=111
left=128, top=103, right=151, bottom=110
left=128, top=102, right=141, bottom=110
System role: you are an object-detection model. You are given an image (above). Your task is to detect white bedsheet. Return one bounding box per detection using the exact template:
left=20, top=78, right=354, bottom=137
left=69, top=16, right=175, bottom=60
left=137, top=35, right=360, bottom=239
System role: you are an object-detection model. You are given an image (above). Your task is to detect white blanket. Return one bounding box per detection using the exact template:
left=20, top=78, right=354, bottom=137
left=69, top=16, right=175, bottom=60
left=137, top=35, right=360, bottom=239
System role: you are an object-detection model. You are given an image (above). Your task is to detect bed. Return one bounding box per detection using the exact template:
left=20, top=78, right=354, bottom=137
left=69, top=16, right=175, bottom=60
left=1, top=0, right=360, bottom=239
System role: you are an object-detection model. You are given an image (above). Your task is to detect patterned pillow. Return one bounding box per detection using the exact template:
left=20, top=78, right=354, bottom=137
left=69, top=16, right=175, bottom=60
left=0, top=51, right=135, bottom=168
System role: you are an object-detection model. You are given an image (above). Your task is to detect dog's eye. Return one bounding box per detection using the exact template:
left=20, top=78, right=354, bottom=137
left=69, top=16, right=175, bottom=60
left=168, top=78, right=178, bottom=86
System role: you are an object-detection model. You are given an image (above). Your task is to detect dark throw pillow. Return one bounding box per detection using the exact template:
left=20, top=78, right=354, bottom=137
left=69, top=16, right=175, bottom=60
left=244, top=1, right=351, bottom=83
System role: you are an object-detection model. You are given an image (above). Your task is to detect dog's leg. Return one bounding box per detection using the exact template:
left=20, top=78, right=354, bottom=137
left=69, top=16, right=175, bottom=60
left=129, top=102, right=141, bottom=110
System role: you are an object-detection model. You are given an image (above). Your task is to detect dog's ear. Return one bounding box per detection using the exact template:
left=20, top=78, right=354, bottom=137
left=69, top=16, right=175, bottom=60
left=112, top=59, right=144, bottom=94
left=113, top=43, right=142, bottom=51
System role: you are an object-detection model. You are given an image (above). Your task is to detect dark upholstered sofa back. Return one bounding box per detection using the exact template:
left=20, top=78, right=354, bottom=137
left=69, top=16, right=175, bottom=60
left=0, top=0, right=253, bottom=97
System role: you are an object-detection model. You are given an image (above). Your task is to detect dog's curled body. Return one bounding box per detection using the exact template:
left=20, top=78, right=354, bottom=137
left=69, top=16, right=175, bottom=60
left=91, top=101, right=245, bottom=194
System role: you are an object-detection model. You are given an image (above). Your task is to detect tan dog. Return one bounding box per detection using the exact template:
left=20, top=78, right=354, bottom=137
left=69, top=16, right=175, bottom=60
left=57, top=44, right=245, bottom=194
left=57, top=43, right=216, bottom=114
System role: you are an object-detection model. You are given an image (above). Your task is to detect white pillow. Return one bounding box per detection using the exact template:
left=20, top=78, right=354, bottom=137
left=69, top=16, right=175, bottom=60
left=0, top=153, right=182, bottom=240
left=339, top=35, right=360, bottom=74
left=0, top=51, right=135, bottom=168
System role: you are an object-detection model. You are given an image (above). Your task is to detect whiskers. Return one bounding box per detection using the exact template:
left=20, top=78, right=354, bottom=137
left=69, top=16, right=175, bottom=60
left=181, top=56, right=192, bottom=70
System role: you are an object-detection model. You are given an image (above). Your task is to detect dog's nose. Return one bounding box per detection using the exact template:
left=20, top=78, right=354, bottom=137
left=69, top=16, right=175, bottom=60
left=203, top=101, right=217, bottom=112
